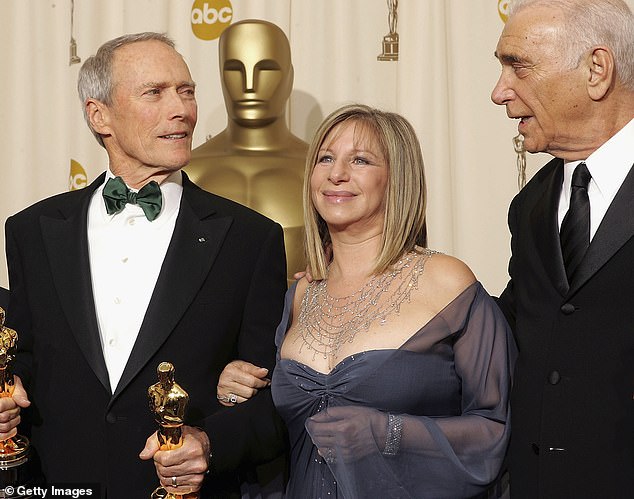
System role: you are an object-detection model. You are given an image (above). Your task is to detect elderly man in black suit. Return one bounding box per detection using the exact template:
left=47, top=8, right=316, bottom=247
left=1, top=32, right=287, bottom=497
left=492, top=0, right=634, bottom=496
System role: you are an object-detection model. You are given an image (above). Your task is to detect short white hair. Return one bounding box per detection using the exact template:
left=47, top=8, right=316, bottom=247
left=509, top=0, right=634, bottom=90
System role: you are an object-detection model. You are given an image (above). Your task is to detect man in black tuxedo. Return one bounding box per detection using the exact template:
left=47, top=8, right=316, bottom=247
left=1, top=32, right=287, bottom=497
left=492, top=0, right=634, bottom=496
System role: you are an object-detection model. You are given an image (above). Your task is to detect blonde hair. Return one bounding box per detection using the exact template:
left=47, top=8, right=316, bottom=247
left=304, top=104, right=427, bottom=279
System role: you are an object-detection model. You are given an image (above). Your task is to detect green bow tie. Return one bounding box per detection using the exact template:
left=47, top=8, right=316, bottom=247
left=102, top=176, right=163, bottom=221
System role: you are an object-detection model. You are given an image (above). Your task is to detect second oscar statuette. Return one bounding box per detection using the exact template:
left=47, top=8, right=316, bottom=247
left=0, top=307, right=32, bottom=497
left=148, top=362, right=197, bottom=499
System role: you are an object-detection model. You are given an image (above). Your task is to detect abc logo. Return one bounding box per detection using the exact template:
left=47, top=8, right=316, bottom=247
left=498, top=0, right=510, bottom=23
left=69, top=159, right=87, bottom=191
left=191, top=0, right=233, bottom=40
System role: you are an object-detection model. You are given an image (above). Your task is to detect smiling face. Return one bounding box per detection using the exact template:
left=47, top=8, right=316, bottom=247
left=92, top=40, right=197, bottom=181
left=219, top=21, right=292, bottom=127
left=310, top=121, right=389, bottom=237
left=491, top=6, right=591, bottom=158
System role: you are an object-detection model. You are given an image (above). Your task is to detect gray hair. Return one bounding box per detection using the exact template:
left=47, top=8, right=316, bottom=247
left=509, top=0, right=634, bottom=90
left=77, top=32, right=176, bottom=147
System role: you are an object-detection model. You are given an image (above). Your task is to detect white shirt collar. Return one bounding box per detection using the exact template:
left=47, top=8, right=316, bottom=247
left=563, top=118, right=634, bottom=200
left=559, top=118, right=634, bottom=238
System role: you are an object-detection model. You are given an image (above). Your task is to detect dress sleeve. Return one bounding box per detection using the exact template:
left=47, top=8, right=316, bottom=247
left=274, top=282, right=297, bottom=352
left=305, top=283, right=517, bottom=498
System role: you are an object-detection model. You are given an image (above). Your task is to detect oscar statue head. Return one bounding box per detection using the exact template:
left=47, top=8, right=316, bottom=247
left=219, top=19, right=293, bottom=127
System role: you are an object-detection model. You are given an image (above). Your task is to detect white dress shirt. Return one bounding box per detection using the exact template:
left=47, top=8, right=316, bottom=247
left=558, top=118, right=634, bottom=240
left=87, top=170, right=183, bottom=392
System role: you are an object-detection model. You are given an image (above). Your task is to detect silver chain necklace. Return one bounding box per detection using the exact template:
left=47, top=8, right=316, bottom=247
left=297, top=249, right=436, bottom=364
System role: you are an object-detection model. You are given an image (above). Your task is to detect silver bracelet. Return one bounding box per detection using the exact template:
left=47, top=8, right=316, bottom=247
left=383, top=413, right=403, bottom=456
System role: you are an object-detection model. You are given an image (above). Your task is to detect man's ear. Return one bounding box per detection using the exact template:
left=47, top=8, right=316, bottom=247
left=86, top=98, right=111, bottom=135
left=587, top=47, right=615, bottom=101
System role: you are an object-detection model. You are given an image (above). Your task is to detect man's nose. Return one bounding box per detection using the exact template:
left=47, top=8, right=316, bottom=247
left=491, top=73, right=513, bottom=105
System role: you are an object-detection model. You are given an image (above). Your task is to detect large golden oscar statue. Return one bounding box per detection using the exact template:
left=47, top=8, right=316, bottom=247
left=186, top=20, right=308, bottom=283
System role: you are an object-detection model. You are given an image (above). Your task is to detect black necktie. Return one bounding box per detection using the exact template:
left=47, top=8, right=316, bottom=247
left=102, top=176, right=163, bottom=221
left=560, top=162, right=591, bottom=281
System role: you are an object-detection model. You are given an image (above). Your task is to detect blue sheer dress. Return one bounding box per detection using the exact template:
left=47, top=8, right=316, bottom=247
left=271, top=280, right=515, bottom=499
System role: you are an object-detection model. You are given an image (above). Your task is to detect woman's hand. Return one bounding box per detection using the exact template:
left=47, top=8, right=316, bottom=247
left=306, top=406, right=388, bottom=463
left=216, top=360, right=270, bottom=406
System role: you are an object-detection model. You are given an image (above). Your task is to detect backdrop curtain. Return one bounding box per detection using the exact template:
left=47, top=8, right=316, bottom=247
left=2, top=0, right=610, bottom=293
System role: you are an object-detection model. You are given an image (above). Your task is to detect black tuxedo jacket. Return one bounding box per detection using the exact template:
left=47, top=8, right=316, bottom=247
left=0, top=286, right=8, bottom=311
left=4, top=172, right=288, bottom=498
left=497, top=157, right=634, bottom=498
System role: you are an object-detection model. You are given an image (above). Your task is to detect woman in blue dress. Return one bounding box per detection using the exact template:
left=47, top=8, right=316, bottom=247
left=217, top=104, right=516, bottom=498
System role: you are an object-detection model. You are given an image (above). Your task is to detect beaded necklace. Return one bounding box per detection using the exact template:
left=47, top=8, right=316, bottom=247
left=297, top=249, right=436, bottom=365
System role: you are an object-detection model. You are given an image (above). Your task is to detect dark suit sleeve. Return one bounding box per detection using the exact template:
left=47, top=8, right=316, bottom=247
left=201, top=221, right=288, bottom=472
left=496, top=194, right=520, bottom=333
left=4, top=217, right=34, bottom=387
left=0, top=287, right=9, bottom=311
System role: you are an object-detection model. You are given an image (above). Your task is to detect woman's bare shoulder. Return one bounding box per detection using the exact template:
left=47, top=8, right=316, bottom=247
left=419, top=250, right=477, bottom=307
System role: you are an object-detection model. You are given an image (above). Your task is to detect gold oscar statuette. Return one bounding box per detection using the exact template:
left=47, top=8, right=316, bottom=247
left=148, top=362, right=197, bottom=499
left=0, top=307, right=31, bottom=493
left=378, top=0, right=399, bottom=61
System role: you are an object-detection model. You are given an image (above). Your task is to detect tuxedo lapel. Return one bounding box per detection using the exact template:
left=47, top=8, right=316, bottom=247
left=569, top=163, right=634, bottom=295
left=40, top=173, right=111, bottom=394
left=529, top=159, right=569, bottom=295
left=112, top=177, right=232, bottom=401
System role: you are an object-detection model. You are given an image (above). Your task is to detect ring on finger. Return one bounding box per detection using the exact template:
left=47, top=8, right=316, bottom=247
left=171, top=476, right=178, bottom=487
left=216, top=393, right=238, bottom=404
